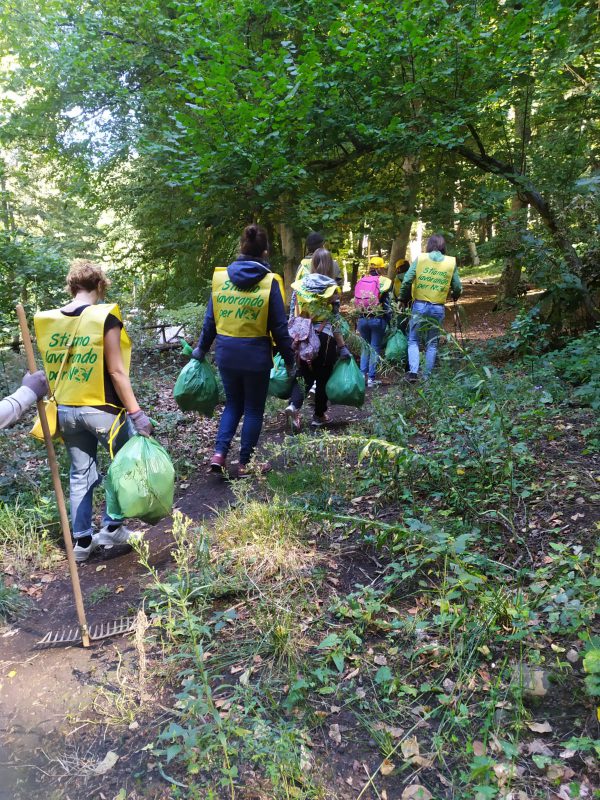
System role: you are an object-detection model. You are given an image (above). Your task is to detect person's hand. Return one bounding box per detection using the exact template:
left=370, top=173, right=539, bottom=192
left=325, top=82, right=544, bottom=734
left=128, top=409, right=153, bottom=437
left=191, top=347, right=205, bottom=361
left=338, top=345, right=352, bottom=361
left=22, top=370, right=48, bottom=401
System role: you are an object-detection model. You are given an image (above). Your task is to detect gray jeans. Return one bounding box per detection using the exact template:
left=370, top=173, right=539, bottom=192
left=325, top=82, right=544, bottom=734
left=58, top=406, right=132, bottom=539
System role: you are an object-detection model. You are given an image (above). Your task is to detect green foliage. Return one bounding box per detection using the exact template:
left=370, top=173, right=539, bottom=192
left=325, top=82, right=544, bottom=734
left=0, top=575, right=27, bottom=622
left=545, top=329, right=600, bottom=410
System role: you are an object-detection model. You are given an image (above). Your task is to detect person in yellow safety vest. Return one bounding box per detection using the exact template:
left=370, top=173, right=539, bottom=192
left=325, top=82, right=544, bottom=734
left=399, top=234, right=462, bottom=381
left=285, top=248, right=351, bottom=432
left=393, top=259, right=410, bottom=301
left=34, top=260, right=152, bottom=562
left=289, top=231, right=342, bottom=323
left=355, top=256, right=393, bottom=387
left=192, top=224, right=295, bottom=477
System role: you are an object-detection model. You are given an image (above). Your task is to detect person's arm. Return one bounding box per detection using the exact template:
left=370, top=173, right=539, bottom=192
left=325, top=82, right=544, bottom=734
left=0, top=372, right=48, bottom=430
left=267, top=281, right=295, bottom=366
left=399, top=260, right=417, bottom=303
left=104, top=327, right=152, bottom=435
left=451, top=267, right=462, bottom=300
left=192, top=296, right=216, bottom=360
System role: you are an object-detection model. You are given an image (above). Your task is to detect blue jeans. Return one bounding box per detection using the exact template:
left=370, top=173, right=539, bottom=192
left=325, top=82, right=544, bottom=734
left=58, top=406, right=133, bottom=539
left=216, top=368, right=271, bottom=465
left=408, top=301, right=446, bottom=375
left=357, top=317, right=388, bottom=379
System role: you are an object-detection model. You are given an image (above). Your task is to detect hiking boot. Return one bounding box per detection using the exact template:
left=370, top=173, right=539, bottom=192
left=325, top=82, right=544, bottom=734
left=285, top=403, right=302, bottom=434
left=209, top=452, right=226, bottom=473
left=404, top=372, right=419, bottom=384
left=73, top=535, right=100, bottom=563
left=311, top=413, right=330, bottom=428
left=97, top=525, right=140, bottom=548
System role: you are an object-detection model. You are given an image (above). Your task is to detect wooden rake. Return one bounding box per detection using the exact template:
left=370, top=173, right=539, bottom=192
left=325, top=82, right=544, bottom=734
left=16, top=304, right=136, bottom=648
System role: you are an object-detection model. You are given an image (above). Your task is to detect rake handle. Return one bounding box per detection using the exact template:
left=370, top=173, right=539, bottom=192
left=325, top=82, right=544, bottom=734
left=16, top=304, right=90, bottom=648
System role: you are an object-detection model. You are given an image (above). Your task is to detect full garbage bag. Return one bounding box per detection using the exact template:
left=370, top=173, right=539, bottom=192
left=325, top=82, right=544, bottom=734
left=105, top=436, right=175, bottom=523
left=268, top=354, right=293, bottom=399
left=384, top=330, right=408, bottom=365
left=174, top=357, right=219, bottom=417
left=325, top=356, right=365, bottom=408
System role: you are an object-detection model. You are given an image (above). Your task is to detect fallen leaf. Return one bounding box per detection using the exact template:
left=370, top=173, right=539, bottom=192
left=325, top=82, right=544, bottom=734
left=401, top=736, right=420, bottom=761
left=526, top=739, right=553, bottom=756
left=115, top=586, right=124, bottom=594
left=95, top=565, right=107, bottom=572
left=472, top=740, right=486, bottom=757
left=380, top=759, right=395, bottom=776
left=7, top=670, right=16, bottom=679
left=239, top=668, right=251, bottom=686
left=559, top=749, right=576, bottom=759
left=402, top=785, right=433, bottom=800
left=328, top=724, right=341, bottom=745
left=374, top=654, right=388, bottom=666
left=526, top=721, right=552, bottom=733
left=93, top=751, right=119, bottom=775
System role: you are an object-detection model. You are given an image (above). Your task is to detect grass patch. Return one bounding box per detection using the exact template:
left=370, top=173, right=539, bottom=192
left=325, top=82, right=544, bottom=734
left=0, top=575, right=28, bottom=622
left=0, top=499, right=60, bottom=575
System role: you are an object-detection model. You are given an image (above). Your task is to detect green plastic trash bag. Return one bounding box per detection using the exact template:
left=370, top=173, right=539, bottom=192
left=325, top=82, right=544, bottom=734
left=385, top=330, right=408, bottom=365
left=105, top=436, right=175, bottom=523
left=268, top=354, right=293, bottom=399
left=326, top=356, right=365, bottom=407
left=174, top=357, right=219, bottom=417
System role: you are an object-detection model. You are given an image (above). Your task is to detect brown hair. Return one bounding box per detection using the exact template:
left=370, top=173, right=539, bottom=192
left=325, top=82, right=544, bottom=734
left=311, top=248, right=335, bottom=278
left=426, top=234, right=446, bottom=254
left=66, top=259, right=110, bottom=298
left=240, top=224, right=269, bottom=258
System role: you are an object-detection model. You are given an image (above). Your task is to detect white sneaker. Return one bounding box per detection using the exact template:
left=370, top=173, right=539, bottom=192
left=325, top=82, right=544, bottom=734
left=73, top=535, right=100, bottom=563
left=308, top=385, right=316, bottom=397
left=97, top=525, right=140, bottom=548
left=367, top=378, right=381, bottom=388
left=285, top=404, right=301, bottom=433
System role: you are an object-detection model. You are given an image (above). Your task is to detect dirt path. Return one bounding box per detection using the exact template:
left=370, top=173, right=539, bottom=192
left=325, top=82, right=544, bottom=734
left=0, top=279, right=516, bottom=797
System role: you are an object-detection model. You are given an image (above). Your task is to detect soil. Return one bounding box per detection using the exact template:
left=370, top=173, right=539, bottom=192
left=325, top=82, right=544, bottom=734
left=0, top=281, right=580, bottom=800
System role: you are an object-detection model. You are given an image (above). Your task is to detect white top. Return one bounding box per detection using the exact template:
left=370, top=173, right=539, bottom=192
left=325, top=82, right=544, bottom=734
left=0, top=386, right=37, bottom=429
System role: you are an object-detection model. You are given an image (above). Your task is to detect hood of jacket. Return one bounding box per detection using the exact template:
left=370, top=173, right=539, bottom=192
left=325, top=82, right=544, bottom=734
left=301, top=273, right=337, bottom=294
left=227, top=257, right=271, bottom=289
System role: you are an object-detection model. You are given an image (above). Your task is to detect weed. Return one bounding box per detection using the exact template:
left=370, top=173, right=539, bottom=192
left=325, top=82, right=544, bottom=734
left=87, top=585, right=112, bottom=605
left=0, top=575, right=27, bottom=622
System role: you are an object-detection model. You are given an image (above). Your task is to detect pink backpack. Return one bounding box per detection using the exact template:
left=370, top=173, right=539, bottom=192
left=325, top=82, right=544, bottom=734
left=354, top=274, right=381, bottom=312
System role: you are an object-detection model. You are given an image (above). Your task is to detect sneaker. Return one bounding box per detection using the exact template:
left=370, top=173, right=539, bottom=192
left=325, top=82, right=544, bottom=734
left=285, top=403, right=302, bottom=434
left=311, top=413, right=330, bottom=428
left=97, top=525, right=139, bottom=548
left=73, top=535, right=100, bottom=563
left=308, top=384, right=316, bottom=397
left=209, top=452, right=226, bottom=473
left=367, top=378, right=381, bottom=388
left=404, top=372, right=419, bottom=384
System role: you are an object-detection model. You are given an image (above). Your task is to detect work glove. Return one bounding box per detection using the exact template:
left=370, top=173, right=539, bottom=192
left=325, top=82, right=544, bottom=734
left=128, top=409, right=154, bottom=437
left=22, top=370, right=49, bottom=401
left=338, top=345, right=352, bottom=361
left=191, top=347, right=205, bottom=361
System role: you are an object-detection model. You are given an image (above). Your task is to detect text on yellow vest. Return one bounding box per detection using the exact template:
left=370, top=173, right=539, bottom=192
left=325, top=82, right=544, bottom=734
left=34, top=304, right=131, bottom=407
left=294, top=258, right=312, bottom=284
left=291, top=280, right=340, bottom=322
left=212, top=268, right=282, bottom=337
left=412, top=254, right=456, bottom=304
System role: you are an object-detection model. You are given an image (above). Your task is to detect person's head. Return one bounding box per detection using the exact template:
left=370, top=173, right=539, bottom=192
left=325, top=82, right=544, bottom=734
left=395, top=258, right=409, bottom=273
left=426, top=234, right=446, bottom=255
left=311, top=247, right=335, bottom=278
left=66, top=259, right=110, bottom=300
left=369, top=255, right=385, bottom=275
left=240, top=223, right=269, bottom=259
left=306, top=231, right=325, bottom=254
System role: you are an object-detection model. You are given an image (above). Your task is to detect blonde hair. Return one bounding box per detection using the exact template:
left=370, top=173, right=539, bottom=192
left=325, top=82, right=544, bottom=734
left=310, top=248, right=335, bottom=278
left=66, top=260, right=110, bottom=298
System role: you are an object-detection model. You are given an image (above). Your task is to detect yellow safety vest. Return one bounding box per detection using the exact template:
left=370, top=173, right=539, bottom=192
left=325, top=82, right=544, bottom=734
left=412, top=254, right=456, bottom=304
left=295, top=258, right=312, bottom=284
left=291, top=280, right=340, bottom=323
left=34, top=304, right=131, bottom=407
left=212, top=268, right=284, bottom=337
left=379, top=276, right=392, bottom=294
left=393, top=276, right=402, bottom=299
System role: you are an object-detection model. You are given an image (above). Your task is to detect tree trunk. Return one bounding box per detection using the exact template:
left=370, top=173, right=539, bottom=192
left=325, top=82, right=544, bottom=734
left=351, top=225, right=365, bottom=290
left=387, top=156, right=420, bottom=277
left=387, top=221, right=412, bottom=279
left=278, top=222, right=302, bottom=298
left=456, top=200, right=480, bottom=267
left=495, top=195, right=527, bottom=307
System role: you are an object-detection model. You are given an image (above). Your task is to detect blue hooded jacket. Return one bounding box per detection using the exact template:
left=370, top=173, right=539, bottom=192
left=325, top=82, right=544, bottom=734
left=195, top=258, right=294, bottom=373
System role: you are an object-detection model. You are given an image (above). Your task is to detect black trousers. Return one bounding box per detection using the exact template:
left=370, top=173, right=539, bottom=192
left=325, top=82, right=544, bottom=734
left=290, top=332, right=338, bottom=417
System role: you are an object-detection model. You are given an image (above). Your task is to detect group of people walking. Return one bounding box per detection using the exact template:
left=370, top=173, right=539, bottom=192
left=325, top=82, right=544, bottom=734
left=1, top=226, right=461, bottom=562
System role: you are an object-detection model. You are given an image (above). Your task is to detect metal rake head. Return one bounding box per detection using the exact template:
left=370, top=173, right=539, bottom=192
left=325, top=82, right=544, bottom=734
left=36, top=616, right=137, bottom=647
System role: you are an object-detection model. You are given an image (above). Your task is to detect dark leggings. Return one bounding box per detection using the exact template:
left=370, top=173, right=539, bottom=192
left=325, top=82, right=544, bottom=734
left=290, top=332, right=338, bottom=417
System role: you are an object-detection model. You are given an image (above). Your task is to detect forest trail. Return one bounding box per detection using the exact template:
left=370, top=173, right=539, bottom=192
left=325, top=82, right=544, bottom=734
left=0, top=282, right=526, bottom=798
